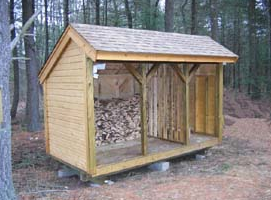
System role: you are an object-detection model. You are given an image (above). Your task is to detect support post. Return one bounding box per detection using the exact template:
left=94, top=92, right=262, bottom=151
left=140, top=66, right=148, bottom=155
left=43, top=82, right=49, bottom=153
left=216, top=63, right=223, bottom=142
left=85, top=57, right=96, bottom=174
left=183, top=65, right=190, bottom=145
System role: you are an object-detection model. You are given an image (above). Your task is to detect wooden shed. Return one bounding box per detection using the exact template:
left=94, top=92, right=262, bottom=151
left=38, top=24, right=238, bottom=178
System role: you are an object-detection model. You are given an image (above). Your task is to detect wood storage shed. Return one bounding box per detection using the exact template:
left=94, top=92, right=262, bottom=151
left=38, top=24, right=238, bottom=178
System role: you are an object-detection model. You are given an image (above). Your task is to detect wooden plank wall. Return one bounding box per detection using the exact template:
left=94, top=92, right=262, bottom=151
left=45, top=40, right=88, bottom=171
left=95, top=74, right=136, bottom=99
left=195, top=64, right=216, bottom=135
left=147, top=64, right=217, bottom=142
left=147, top=64, right=188, bottom=143
left=94, top=63, right=140, bottom=99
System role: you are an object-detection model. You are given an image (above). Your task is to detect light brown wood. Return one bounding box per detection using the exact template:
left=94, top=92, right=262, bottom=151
left=68, top=27, right=97, bottom=61
left=183, top=65, right=190, bottom=145
left=39, top=27, right=72, bottom=83
left=96, top=51, right=238, bottom=63
left=43, top=82, right=49, bottom=153
left=140, top=66, right=148, bottom=155
left=45, top=40, right=88, bottom=172
left=124, top=63, right=143, bottom=84
left=46, top=88, right=84, bottom=97
left=49, top=69, right=83, bottom=77
left=147, top=63, right=160, bottom=82
left=188, top=64, right=200, bottom=83
left=47, top=76, right=83, bottom=84
left=216, top=63, right=223, bottom=142
left=171, top=64, right=186, bottom=83
left=39, top=25, right=97, bottom=84
left=85, top=57, right=97, bottom=174
left=94, top=135, right=218, bottom=177
left=46, top=82, right=84, bottom=91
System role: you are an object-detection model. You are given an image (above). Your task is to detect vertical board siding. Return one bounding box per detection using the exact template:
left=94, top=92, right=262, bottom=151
left=195, top=64, right=216, bottom=135
left=147, top=64, right=217, bottom=142
left=46, top=40, right=87, bottom=171
left=147, top=65, right=187, bottom=143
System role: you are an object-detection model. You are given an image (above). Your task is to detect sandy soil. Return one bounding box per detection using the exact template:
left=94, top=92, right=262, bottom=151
left=13, top=89, right=271, bottom=200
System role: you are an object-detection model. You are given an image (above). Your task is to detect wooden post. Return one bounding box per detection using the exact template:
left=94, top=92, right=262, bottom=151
left=43, top=82, right=49, bottom=153
left=216, top=63, right=223, bottom=142
left=183, top=65, right=190, bottom=145
left=140, top=66, right=148, bottom=155
left=85, top=57, right=96, bottom=174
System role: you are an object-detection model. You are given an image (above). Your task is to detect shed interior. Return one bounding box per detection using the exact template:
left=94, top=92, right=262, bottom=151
left=93, top=62, right=219, bottom=167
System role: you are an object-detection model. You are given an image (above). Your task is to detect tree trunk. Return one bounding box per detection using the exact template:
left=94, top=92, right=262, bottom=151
left=10, top=0, right=20, bottom=119
left=22, top=0, right=41, bottom=132
left=112, top=0, right=119, bottom=26
left=45, top=0, right=49, bottom=60
left=180, top=0, right=188, bottom=34
left=248, top=0, right=259, bottom=98
left=144, top=0, right=151, bottom=29
left=95, top=0, right=100, bottom=25
left=64, top=0, right=69, bottom=27
left=124, top=0, right=133, bottom=28
left=191, top=0, right=197, bottom=34
left=210, top=0, right=218, bottom=41
left=165, top=0, right=174, bottom=32
left=105, top=0, right=108, bottom=26
left=152, top=0, right=160, bottom=30
left=0, top=1, right=17, bottom=199
left=269, top=0, right=271, bottom=89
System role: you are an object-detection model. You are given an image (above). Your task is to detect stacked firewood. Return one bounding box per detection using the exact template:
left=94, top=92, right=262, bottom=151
left=94, top=95, right=141, bottom=146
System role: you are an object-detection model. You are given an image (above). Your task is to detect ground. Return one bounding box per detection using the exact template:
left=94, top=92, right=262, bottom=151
left=13, top=89, right=271, bottom=200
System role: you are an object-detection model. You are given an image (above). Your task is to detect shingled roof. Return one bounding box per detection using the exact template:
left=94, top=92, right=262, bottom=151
left=39, top=24, right=238, bottom=82
left=71, top=24, right=237, bottom=60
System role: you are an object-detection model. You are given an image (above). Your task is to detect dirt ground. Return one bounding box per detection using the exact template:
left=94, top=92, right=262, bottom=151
left=13, top=89, right=271, bottom=200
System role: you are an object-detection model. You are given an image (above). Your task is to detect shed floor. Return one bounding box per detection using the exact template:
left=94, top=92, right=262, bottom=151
left=96, top=133, right=215, bottom=166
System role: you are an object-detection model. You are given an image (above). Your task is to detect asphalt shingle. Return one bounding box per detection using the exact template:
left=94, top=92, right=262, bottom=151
left=71, top=23, right=238, bottom=59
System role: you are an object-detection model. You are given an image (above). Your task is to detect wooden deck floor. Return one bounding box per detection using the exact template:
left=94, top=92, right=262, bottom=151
left=96, top=133, right=214, bottom=166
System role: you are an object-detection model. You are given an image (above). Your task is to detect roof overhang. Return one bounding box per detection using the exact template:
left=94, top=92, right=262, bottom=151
left=38, top=25, right=238, bottom=84
left=96, top=50, right=238, bottom=63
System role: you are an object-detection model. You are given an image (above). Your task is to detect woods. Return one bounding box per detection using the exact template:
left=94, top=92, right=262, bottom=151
left=7, top=0, right=271, bottom=111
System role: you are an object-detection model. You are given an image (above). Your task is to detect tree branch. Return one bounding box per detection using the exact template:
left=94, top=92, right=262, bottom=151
left=10, top=9, right=41, bottom=51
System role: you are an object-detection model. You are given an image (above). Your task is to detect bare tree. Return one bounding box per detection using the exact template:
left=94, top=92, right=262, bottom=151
left=64, top=0, right=69, bottom=27
left=165, top=0, right=174, bottom=32
left=45, top=0, right=49, bottom=60
left=10, top=0, right=20, bottom=119
left=22, top=0, right=41, bottom=132
left=104, top=0, right=108, bottom=25
left=124, top=0, right=133, bottom=28
left=191, top=0, right=197, bottom=34
left=95, top=0, right=100, bottom=25
left=0, top=0, right=17, bottom=199
left=248, top=0, right=259, bottom=98
left=210, top=0, right=218, bottom=40
left=180, top=0, right=189, bottom=33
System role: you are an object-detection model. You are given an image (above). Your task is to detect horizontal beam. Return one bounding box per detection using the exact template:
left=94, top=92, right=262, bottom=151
left=96, top=51, right=238, bottom=63
left=94, top=138, right=219, bottom=177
